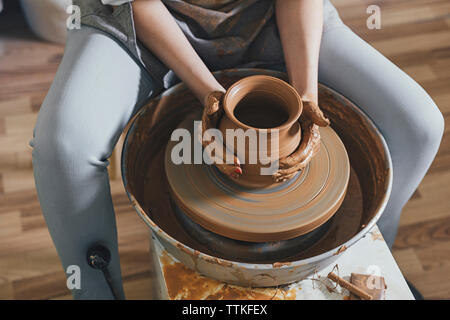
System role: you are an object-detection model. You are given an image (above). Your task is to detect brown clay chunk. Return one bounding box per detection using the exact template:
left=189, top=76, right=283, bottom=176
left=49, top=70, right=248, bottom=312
left=350, top=273, right=386, bottom=300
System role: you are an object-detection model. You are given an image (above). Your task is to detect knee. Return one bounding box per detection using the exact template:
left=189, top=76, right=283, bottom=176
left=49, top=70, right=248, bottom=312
left=422, top=107, right=443, bottom=150
left=408, top=91, right=444, bottom=150
left=31, top=114, right=107, bottom=170
left=31, top=125, right=78, bottom=169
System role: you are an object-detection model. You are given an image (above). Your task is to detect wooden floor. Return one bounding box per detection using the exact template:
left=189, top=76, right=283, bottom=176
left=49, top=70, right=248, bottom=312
left=0, top=0, right=449, bottom=299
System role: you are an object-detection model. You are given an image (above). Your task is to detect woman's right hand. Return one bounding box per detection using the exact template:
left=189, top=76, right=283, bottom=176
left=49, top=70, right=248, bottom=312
left=198, top=91, right=242, bottom=179
left=133, top=2, right=241, bottom=178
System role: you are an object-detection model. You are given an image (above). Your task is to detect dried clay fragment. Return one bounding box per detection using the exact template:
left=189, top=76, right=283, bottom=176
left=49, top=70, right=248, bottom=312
left=350, top=273, right=387, bottom=300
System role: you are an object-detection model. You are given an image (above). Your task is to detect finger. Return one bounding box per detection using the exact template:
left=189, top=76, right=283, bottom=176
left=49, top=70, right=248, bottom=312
left=202, top=103, right=223, bottom=132
left=202, top=91, right=225, bottom=140
left=200, top=121, right=242, bottom=179
left=274, top=171, right=299, bottom=183
left=302, top=100, right=330, bottom=127
left=272, top=121, right=321, bottom=182
left=216, top=162, right=243, bottom=179
left=204, top=91, right=224, bottom=116
left=201, top=91, right=242, bottom=178
left=207, top=142, right=242, bottom=178
left=278, top=121, right=320, bottom=169
left=274, top=141, right=320, bottom=178
left=274, top=149, right=311, bottom=179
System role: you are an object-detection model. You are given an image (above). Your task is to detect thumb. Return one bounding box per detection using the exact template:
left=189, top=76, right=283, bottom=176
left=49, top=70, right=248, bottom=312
left=302, top=100, right=330, bottom=127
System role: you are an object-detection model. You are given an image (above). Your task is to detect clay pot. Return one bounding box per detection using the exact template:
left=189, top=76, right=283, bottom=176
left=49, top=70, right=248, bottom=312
left=218, top=75, right=303, bottom=188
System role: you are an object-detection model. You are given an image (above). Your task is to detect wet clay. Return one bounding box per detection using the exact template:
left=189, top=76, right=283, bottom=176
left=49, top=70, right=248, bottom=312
left=123, top=72, right=390, bottom=264
left=218, top=75, right=304, bottom=188
left=165, top=112, right=349, bottom=243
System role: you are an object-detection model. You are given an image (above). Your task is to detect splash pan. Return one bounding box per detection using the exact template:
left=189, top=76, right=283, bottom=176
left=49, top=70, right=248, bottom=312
left=122, top=69, right=392, bottom=287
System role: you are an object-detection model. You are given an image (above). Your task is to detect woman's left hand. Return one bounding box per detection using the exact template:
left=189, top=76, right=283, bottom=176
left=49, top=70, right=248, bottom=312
left=272, top=100, right=329, bottom=182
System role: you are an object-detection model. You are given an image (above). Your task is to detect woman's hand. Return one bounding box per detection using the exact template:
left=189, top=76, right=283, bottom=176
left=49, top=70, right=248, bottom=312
left=199, top=90, right=328, bottom=183
left=272, top=100, right=329, bottom=182
left=133, top=1, right=240, bottom=177
left=273, top=120, right=319, bottom=182
left=273, top=0, right=328, bottom=182
left=199, top=91, right=242, bottom=179
left=302, top=99, right=330, bottom=127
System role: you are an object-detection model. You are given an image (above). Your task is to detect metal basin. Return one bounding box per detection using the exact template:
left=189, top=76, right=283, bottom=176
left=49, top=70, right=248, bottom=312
left=121, top=69, right=392, bottom=287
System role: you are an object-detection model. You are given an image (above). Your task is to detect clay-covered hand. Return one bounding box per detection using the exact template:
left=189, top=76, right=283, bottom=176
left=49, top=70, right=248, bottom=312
left=198, top=91, right=242, bottom=179
left=302, top=99, right=330, bottom=127
left=273, top=100, right=329, bottom=182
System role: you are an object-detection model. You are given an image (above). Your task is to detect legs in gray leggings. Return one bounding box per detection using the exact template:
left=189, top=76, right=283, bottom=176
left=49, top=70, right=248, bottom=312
left=31, top=22, right=443, bottom=299
left=30, top=27, right=155, bottom=299
left=318, top=26, right=444, bottom=246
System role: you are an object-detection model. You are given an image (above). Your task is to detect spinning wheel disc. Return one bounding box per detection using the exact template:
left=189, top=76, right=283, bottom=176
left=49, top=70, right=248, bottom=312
left=165, top=115, right=350, bottom=242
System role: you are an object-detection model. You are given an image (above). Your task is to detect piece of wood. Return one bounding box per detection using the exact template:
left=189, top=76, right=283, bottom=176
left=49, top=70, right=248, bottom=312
left=327, top=272, right=373, bottom=300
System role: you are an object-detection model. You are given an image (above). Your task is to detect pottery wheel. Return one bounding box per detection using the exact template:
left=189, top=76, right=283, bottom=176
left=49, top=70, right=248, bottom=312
left=164, top=114, right=350, bottom=243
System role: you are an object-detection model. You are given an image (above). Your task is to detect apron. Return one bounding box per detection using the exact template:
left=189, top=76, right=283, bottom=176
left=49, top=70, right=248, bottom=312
left=72, top=0, right=342, bottom=94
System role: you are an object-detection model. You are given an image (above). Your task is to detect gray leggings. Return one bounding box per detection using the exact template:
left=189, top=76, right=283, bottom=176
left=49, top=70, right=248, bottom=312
left=31, top=25, right=443, bottom=299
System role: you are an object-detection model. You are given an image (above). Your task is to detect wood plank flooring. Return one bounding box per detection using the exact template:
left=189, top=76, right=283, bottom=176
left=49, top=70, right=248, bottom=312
left=0, top=0, right=449, bottom=299
left=336, top=0, right=450, bottom=299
